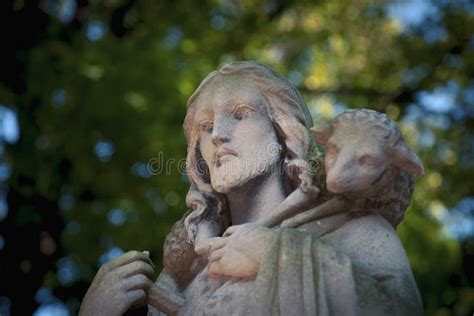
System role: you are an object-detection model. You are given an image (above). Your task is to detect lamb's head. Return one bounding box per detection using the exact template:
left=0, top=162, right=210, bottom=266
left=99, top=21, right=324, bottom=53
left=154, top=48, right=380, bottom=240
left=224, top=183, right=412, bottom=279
left=311, top=109, right=424, bottom=195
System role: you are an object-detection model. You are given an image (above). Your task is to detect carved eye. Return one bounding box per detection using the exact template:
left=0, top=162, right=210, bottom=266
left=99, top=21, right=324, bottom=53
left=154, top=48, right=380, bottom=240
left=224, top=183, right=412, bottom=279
left=199, top=121, right=213, bottom=133
left=359, top=155, right=378, bottom=167
left=233, top=104, right=254, bottom=120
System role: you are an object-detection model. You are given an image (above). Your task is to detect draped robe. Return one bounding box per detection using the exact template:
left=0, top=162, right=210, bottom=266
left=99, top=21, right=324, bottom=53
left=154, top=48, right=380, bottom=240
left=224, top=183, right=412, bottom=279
left=149, top=212, right=423, bottom=315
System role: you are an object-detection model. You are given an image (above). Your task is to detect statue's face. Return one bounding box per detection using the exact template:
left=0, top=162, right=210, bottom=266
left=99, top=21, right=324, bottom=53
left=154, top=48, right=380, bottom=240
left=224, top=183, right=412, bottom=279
left=193, top=75, right=281, bottom=193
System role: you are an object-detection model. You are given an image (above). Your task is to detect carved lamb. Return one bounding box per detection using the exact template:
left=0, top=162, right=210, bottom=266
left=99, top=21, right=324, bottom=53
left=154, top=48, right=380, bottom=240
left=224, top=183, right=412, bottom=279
left=282, top=108, right=424, bottom=228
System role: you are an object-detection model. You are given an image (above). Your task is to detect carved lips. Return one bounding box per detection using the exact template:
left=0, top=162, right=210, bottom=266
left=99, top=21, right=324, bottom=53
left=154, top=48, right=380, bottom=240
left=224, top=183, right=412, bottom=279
left=214, top=147, right=238, bottom=166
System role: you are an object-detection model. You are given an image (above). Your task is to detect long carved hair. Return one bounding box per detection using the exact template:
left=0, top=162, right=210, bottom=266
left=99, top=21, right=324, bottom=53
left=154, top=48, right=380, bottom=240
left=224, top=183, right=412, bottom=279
left=183, top=61, right=320, bottom=242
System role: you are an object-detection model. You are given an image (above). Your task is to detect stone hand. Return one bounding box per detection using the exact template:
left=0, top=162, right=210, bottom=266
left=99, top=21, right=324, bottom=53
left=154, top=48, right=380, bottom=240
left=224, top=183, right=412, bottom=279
left=79, top=250, right=155, bottom=316
left=195, top=223, right=273, bottom=279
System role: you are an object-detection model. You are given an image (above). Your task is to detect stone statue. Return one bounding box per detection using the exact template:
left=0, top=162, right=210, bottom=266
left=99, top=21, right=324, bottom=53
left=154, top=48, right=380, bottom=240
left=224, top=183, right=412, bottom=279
left=79, top=61, right=424, bottom=315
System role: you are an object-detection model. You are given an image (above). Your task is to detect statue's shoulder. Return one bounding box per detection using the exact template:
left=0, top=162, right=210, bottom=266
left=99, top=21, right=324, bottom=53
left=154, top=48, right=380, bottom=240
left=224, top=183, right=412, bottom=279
left=322, top=214, right=423, bottom=315
left=321, top=214, right=412, bottom=272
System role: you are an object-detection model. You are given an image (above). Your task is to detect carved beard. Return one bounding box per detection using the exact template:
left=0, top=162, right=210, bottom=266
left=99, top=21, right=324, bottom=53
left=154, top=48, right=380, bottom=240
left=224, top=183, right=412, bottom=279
left=210, top=149, right=280, bottom=194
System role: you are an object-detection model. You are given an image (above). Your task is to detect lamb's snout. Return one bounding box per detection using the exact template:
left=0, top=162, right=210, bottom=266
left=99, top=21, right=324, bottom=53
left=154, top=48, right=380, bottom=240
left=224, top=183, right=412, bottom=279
left=326, top=179, right=344, bottom=193
left=326, top=174, right=351, bottom=193
left=325, top=154, right=354, bottom=193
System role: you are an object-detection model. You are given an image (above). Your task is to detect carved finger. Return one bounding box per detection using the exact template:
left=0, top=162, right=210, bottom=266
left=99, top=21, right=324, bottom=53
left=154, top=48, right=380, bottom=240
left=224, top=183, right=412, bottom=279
left=104, top=250, right=155, bottom=272
left=208, top=261, right=223, bottom=277
left=281, top=213, right=309, bottom=228
left=195, top=237, right=227, bottom=255
left=194, top=238, right=216, bottom=255
left=117, top=260, right=155, bottom=280
left=220, top=253, right=259, bottom=278
left=126, top=289, right=147, bottom=308
left=209, top=238, right=229, bottom=254
left=98, top=257, right=119, bottom=274
left=208, top=248, right=226, bottom=263
left=280, top=218, right=296, bottom=228
left=223, top=225, right=241, bottom=237
left=123, top=274, right=154, bottom=292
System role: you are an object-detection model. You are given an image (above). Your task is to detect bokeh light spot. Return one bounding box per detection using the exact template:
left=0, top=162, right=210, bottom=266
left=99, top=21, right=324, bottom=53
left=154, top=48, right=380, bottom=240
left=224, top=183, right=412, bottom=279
left=0, top=105, right=20, bottom=144
left=86, top=21, right=107, bottom=41
left=57, top=257, right=80, bottom=285
left=108, top=208, right=126, bottom=226
left=66, top=221, right=80, bottom=235
left=427, top=172, right=442, bottom=189
left=52, top=89, right=67, bottom=107
left=94, top=140, right=116, bottom=162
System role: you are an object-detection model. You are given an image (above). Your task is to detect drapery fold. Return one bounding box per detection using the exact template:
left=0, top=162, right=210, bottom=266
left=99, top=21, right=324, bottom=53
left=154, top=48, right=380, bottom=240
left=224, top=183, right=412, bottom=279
left=252, top=229, right=357, bottom=316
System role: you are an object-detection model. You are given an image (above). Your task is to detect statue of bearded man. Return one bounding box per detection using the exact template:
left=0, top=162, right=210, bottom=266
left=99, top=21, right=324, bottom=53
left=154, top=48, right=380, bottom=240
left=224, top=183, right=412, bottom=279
left=80, top=61, right=423, bottom=316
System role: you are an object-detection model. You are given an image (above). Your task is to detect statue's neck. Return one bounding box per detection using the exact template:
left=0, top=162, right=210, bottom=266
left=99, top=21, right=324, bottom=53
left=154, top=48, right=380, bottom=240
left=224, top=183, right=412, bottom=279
left=226, top=167, right=288, bottom=225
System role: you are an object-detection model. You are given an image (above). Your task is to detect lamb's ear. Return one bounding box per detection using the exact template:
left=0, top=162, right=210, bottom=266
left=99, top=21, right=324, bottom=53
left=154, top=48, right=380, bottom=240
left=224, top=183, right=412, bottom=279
left=393, top=142, right=425, bottom=176
left=310, top=125, right=330, bottom=145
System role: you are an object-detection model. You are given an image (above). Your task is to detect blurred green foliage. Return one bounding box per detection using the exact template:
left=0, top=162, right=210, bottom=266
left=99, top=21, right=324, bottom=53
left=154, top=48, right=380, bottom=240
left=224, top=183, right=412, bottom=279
left=0, top=0, right=473, bottom=315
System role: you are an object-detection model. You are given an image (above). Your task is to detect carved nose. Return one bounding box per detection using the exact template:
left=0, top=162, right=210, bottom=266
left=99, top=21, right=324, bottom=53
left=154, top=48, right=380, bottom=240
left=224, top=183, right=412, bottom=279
left=211, top=122, right=231, bottom=146
left=211, top=133, right=230, bottom=146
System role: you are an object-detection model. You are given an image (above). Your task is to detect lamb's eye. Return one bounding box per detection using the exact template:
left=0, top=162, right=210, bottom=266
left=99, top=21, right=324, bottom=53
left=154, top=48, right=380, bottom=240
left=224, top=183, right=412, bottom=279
left=199, top=121, right=213, bottom=133
left=233, top=105, right=254, bottom=120
left=359, top=155, right=378, bottom=167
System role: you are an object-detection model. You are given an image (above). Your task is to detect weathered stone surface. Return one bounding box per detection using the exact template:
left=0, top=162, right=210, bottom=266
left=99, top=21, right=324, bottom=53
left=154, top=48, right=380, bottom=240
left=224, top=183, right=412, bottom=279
left=80, top=61, right=424, bottom=316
